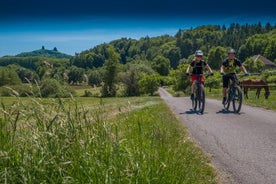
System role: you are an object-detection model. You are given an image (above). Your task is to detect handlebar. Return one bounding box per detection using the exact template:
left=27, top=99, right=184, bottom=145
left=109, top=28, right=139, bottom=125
left=187, top=73, right=213, bottom=77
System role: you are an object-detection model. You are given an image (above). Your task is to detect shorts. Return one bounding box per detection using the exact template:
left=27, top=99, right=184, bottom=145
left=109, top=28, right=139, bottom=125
left=190, top=75, right=204, bottom=84
left=222, top=73, right=237, bottom=88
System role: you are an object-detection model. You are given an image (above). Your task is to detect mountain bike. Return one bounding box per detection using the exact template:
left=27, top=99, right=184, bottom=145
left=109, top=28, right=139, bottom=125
left=223, top=73, right=243, bottom=113
left=190, top=74, right=211, bottom=114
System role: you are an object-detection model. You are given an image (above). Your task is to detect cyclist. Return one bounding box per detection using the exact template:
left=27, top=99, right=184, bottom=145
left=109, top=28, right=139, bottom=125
left=186, top=50, right=213, bottom=100
left=220, top=49, right=249, bottom=104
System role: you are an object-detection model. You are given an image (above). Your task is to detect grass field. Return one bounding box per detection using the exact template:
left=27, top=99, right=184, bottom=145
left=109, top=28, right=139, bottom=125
left=205, top=88, right=276, bottom=111
left=0, top=95, right=217, bottom=183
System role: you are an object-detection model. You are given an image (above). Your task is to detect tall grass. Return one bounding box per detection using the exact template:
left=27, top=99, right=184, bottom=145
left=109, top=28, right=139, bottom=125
left=0, top=95, right=217, bottom=183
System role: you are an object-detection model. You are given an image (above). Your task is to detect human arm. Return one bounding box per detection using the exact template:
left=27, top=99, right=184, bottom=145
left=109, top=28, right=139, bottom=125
left=206, top=64, right=213, bottom=74
left=241, top=65, right=248, bottom=74
left=220, top=65, right=225, bottom=75
left=186, top=64, right=191, bottom=75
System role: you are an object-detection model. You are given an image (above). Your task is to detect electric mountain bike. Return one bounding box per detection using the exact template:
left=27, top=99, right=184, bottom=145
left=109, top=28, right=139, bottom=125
left=223, top=73, right=243, bottom=113
left=190, top=74, right=211, bottom=114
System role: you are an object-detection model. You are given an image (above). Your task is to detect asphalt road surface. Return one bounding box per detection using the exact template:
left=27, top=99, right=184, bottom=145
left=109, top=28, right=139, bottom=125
left=159, top=88, right=276, bottom=184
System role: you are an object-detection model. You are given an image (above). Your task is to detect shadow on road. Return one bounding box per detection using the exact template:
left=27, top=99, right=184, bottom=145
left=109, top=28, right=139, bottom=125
left=216, top=109, right=244, bottom=115
left=179, top=109, right=204, bottom=115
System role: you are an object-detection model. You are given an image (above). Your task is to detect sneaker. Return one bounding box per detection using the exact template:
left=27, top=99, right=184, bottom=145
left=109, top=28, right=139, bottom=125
left=190, top=94, right=194, bottom=100
left=222, top=97, right=226, bottom=105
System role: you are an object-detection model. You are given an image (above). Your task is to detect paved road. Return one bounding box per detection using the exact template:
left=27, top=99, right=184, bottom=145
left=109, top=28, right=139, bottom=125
left=159, top=88, right=276, bottom=184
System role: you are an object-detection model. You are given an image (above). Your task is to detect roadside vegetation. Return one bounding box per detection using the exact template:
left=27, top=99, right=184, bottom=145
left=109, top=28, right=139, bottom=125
left=0, top=95, right=217, bottom=183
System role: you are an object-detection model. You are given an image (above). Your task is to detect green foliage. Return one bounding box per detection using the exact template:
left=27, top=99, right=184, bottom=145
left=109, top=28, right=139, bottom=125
left=151, top=55, right=170, bottom=76
left=102, top=47, right=120, bottom=97
left=0, top=67, right=21, bottom=86
left=205, top=72, right=221, bottom=92
left=87, top=68, right=104, bottom=86
left=16, top=67, right=39, bottom=83
left=267, top=75, right=276, bottom=83
left=40, top=78, right=75, bottom=98
left=138, top=74, right=161, bottom=95
left=243, top=57, right=265, bottom=73
left=118, top=68, right=140, bottom=96
left=15, top=47, right=71, bottom=58
left=0, top=96, right=217, bottom=183
left=207, top=46, right=227, bottom=70
left=244, top=29, right=276, bottom=61
left=67, top=66, right=85, bottom=84
left=0, top=84, right=40, bottom=97
left=169, top=64, right=190, bottom=93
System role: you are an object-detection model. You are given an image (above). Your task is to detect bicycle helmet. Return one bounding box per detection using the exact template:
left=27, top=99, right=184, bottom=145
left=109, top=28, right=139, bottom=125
left=195, top=50, right=203, bottom=56
left=228, top=49, right=236, bottom=54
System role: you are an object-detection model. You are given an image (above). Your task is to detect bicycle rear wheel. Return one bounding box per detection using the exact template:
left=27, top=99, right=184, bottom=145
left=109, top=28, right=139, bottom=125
left=232, top=86, right=242, bottom=113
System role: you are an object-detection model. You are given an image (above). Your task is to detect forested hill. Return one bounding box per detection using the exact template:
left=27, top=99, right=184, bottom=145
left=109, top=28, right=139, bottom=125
left=70, top=22, right=276, bottom=70
left=15, top=46, right=72, bottom=58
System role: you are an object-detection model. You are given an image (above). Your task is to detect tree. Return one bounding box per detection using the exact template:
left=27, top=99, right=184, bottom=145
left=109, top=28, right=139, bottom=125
left=243, top=57, right=265, bottom=73
left=118, top=68, right=139, bottom=96
left=102, top=47, right=120, bottom=97
left=68, top=66, right=85, bottom=84
left=237, top=44, right=247, bottom=62
left=138, top=74, right=160, bottom=96
left=88, top=68, right=104, bottom=86
left=0, top=67, right=21, bottom=86
left=16, top=68, right=39, bottom=83
left=151, top=55, right=170, bottom=76
left=167, top=47, right=181, bottom=69
left=53, top=47, right=58, bottom=52
left=169, top=64, right=190, bottom=93
left=207, top=46, right=227, bottom=70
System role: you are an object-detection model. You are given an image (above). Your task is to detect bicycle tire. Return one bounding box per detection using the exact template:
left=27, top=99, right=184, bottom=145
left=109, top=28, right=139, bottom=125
left=192, top=96, right=197, bottom=111
left=198, top=84, right=205, bottom=114
left=224, top=94, right=231, bottom=110
left=232, top=86, right=242, bottom=113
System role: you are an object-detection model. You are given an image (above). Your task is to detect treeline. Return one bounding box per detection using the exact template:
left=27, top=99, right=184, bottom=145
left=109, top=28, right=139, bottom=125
left=0, top=22, right=276, bottom=97
left=71, top=22, right=276, bottom=70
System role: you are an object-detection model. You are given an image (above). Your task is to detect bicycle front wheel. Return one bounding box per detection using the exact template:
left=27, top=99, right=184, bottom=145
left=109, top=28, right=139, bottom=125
left=198, top=84, right=205, bottom=114
left=232, top=86, right=242, bottom=113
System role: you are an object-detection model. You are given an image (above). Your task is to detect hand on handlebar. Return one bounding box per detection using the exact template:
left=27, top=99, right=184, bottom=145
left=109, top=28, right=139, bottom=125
left=210, top=73, right=214, bottom=76
left=186, top=73, right=190, bottom=76
left=244, top=72, right=250, bottom=76
left=221, top=72, right=225, bottom=76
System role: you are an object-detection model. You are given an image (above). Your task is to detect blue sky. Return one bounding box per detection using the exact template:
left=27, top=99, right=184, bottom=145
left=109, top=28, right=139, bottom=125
left=1, top=0, right=276, bottom=57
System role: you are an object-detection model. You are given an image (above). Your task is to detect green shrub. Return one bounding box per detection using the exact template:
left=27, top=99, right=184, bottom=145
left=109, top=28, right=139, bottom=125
left=40, top=78, right=75, bottom=98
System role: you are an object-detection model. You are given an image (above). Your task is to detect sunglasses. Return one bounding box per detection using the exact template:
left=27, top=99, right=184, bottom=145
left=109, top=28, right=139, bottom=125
left=196, top=55, right=202, bottom=57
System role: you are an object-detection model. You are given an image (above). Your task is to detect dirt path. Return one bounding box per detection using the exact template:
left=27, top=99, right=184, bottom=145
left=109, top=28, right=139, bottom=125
left=159, top=88, right=276, bottom=184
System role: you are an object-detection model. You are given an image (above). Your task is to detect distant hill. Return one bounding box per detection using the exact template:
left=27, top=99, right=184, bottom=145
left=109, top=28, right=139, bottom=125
left=15, top=46, right=72, bottom=58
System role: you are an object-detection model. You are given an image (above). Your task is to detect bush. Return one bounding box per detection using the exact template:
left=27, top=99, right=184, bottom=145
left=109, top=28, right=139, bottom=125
left=267, top=75, right=276, bottom=83
left=138, top=74, right=161, bottom=96
left=0, top=84, right=40, bottom=97
left=40, top=78, right=75, bottom=98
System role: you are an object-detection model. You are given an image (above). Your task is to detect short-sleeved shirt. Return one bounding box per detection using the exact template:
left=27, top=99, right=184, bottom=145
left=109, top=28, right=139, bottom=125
left=221, top=58, right=242, bottom=74
left=190, top=60, right=207, bottom=75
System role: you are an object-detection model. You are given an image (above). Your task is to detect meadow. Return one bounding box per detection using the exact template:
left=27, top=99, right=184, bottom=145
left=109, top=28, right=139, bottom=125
left=0, top=93, right=217, bottom=183
left=205, top=88, right=276, bottom=111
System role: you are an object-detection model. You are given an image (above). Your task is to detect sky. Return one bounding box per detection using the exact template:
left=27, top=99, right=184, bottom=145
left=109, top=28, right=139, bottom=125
left=0, top=0, right=276, bottom=57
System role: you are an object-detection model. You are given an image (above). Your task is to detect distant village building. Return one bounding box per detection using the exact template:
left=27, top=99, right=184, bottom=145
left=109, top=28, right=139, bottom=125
left=252, top=55, right=276, bottom=69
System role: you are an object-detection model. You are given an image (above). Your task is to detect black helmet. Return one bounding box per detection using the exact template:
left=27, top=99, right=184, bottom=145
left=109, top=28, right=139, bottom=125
left=228, top=49, right=236, bottom=54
